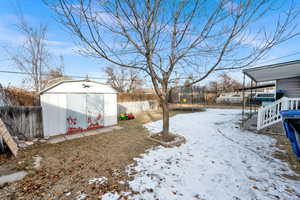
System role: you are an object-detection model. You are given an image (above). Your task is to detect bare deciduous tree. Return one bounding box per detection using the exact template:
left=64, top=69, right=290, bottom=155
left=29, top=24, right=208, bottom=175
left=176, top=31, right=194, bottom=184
left=43, top=56, right=73, bottom=87
left=0, top=84, right=11, bottom=106
left=208, top=73, right=242, bottom=93
left=104, top=66, right=143, bottom=92
left=6, top=17, right=50, bottom=92
left=6, top=16, right=67, bottom=92
left=43, top=68, right=72, bottom=87
left=48, top=0, right=300, bottom=139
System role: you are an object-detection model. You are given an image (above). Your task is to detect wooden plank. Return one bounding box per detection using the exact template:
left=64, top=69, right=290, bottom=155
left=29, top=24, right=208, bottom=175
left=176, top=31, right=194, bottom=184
left=0, top=136, right=4, bottom=152
left=0, top=119, right=18, bottom=157
left=30, top=111, right=34, bottom=137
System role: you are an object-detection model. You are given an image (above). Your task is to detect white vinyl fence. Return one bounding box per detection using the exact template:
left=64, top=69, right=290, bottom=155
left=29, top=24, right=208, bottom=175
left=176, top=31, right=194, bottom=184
left=257, top=97, right=300, bottom=130
left=118, top=100, right=159, bottom=114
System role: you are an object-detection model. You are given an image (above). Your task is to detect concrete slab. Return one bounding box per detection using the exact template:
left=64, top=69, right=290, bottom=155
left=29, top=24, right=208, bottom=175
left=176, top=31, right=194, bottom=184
left=98, top=127, right=113, bottom=133
left=82, top=130, right=102, bottom=137
left=65, top=133, right=84, bottom=140
left=33, top=155, right=42, bottom=169
left=0, top=171, right=28, bottom=185
left=243, top=114, right=258, bottom=132
left=83, top=127, right=111, bottom=136
left=112, top=126, right=123, bottom=130
left=47, top=126, right=123, bottom=144
left=47, top=136, right=66, bottom=144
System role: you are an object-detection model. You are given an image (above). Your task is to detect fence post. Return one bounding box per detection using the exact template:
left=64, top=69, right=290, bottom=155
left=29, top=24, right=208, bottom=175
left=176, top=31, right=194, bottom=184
left=257, top=107, right=262, bottom=130
left=282, top=97, right=289, bottom=110
left=0, top=106, right=42, bottom=138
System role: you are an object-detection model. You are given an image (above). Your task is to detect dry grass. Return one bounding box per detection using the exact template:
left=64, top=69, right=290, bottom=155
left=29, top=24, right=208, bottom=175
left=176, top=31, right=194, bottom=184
left=255, top=122, right=300, bottom=180
left=151, top=132, right=177, bottom=142
left=0, top=110, right=187, bottom=200
left=272, top=134, right=300, bottom=180
left=2, top=109, right=298, bottom=199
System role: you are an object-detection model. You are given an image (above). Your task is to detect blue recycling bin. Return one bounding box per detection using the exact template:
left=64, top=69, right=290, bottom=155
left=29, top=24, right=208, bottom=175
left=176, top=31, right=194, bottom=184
left=280, top=110, right=300, bottom=160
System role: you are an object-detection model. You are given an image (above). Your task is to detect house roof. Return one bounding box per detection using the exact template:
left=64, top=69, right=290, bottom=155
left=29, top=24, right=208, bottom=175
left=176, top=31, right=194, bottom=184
left=243, top=59, right=300, bottom=82
left=236, top=83, right=275, bottom=91
left=40, top=79, right=118, bottom=94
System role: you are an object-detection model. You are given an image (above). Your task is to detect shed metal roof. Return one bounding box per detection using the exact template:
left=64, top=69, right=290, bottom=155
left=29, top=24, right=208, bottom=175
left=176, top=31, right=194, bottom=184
left=40, top=80, right=118, bottom=94
left=243, top=60, right=300, bottom=82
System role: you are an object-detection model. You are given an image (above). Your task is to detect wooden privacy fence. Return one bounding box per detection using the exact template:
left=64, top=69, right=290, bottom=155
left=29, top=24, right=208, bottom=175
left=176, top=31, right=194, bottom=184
left=118, top=93, right=159, bottom=102
left=0, top=106, right=43, bottom=139
left=0, top=93, right=160, bottom=140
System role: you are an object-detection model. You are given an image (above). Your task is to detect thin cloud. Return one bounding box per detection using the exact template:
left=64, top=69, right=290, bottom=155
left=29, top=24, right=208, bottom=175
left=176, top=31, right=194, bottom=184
left=0, top=25, right=79, bottom=56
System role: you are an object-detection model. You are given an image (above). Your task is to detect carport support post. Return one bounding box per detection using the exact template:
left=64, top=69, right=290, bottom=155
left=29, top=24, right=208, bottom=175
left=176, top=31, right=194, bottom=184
left=242, top=73, right=246, bottom=119
left=192, top=86, right=194, bottom=112
left=250, top=79, right=253, bottom=117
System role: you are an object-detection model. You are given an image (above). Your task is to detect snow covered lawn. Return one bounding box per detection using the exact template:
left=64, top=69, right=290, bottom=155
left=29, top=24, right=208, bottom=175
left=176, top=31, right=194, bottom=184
left=124, top=109, right=300, bottom=200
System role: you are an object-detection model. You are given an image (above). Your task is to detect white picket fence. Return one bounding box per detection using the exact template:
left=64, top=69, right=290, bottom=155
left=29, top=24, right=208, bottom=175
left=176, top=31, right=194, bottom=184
left=257, top=97, right=300, bottom=130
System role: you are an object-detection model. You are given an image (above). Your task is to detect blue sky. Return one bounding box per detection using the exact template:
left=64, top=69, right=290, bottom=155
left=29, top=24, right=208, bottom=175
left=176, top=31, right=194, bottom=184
left=0, top=0, right=300, bottom=88
left=0, top=0, right=108, bottom=88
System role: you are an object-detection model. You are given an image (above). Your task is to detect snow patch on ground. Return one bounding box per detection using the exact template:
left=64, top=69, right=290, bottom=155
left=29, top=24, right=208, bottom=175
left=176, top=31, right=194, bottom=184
left=101, top=192, right=120, bottom=200
left=88, top=177, right=107, bottom=185
left=126, top=109, right=300, bottom=200
left=0, top=171, right=28, bottom=185
left=65, top=192, right=71, bottom=196
left=33, top=155, right=42, bottom=169
left=76, top=193, right=87, bottom=200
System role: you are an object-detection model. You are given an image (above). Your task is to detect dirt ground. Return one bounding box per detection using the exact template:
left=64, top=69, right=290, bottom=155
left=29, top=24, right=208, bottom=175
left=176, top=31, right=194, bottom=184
left=272, top=134, right=300, bottom=180
left=252, top=122, right=300, bottom=180
left=0, top=110, right=186, bottom=200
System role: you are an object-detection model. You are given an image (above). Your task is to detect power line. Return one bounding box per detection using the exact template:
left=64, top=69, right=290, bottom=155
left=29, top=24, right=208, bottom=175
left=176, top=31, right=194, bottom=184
left=0, top=50, right=299, bottom=82
left=254, top=51, right=300, bottom=66
left=0, top=70, right=108, bottom=80
left=0, top=69, right=155, bottom=83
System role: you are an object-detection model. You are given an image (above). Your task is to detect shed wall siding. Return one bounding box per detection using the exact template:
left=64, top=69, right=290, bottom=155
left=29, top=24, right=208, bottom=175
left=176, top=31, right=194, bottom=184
left=41, top=94, right=67, bottom=137
left=104, top=94, right=117, bottom=126
left=41, top=81, right=118, bottom=136
left=276, top=76, right=300, bottom=98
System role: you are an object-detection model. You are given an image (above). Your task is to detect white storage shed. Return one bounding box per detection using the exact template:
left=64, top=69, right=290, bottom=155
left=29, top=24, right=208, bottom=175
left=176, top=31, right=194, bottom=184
left=40, top=80, right=118, bottom=137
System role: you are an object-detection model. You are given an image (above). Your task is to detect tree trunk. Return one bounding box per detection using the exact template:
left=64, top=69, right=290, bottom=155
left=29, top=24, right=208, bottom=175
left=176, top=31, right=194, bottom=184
left=161, top=100, right=170, bottom=140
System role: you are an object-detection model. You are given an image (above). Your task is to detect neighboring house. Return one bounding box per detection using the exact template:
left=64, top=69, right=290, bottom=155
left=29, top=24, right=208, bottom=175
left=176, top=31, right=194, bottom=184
left=215, top=92, right=245, bottom=104
left=40, top=80, right=118, bottom=137
left=216, top=90, right=276, bottom=105
left=244, top=60, right=300, bottom=98
left=243, top=59, right=300, bottom=130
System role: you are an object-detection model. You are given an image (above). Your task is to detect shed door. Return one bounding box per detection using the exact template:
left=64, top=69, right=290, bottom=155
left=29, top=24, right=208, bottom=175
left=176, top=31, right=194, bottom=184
left=86, top=94, right=104, bottom=130
left=66, top=94, right=104, bottom=134
left=66, top=94, right=87, bottom=134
